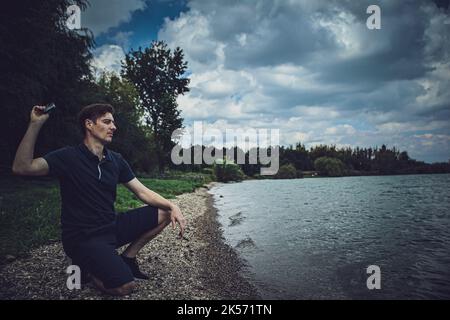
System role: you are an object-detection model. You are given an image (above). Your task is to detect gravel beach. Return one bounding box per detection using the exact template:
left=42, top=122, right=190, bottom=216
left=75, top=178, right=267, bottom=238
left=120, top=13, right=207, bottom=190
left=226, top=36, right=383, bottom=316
left=0, top=183, right=260, bottom=300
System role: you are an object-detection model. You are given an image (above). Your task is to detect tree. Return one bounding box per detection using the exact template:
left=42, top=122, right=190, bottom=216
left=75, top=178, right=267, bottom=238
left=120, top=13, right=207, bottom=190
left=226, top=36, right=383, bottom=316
left=275, top=164, right=298, bottom=179
left=314, top=157, right=346, bottom=177
left=122, top=41, right=190, bottom=173
left=213, top=159, right=245, bottom=182
left=373, top=144, right=398, bottom=174
left=0, top=0, right=94, bottom=172
left=94, top=73, right=158, bottom=173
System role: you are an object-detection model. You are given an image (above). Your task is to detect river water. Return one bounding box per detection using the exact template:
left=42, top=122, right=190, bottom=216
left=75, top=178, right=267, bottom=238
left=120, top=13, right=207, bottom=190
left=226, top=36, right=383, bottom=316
left=210, top=174, right=450, bottom=299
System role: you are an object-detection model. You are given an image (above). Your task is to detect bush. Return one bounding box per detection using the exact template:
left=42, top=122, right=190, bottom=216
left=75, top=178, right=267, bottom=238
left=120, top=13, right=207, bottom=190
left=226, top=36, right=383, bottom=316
left=213, top=159, right=245, bottom=182
left=314, top=157, right=346, bottom=177
left=201, top=167, right=214, bottom=175
left=275, top=163, right=298, bottom=179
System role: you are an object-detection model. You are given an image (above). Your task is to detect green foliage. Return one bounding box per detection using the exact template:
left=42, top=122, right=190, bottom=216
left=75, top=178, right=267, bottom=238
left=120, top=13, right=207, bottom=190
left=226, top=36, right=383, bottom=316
left=314, top=157, right=346, bottom=177
left=94, top=73, right=158, bottom=172
left=122, top=41, right=190, bottom=173
left=213, top=160, right=245, bottom=182
left=0, top=178, right=61, bottom=263
left=275, top=164, right=298, bottom=179
left=201, top=167, right=214, bottom=175
left=115, top=178, right=206, bottom=211
left=137, top=170, right=214, bottom=186
left=276, top=143, right=449, bottom=176
left=0, top=0, right=94, bottom=169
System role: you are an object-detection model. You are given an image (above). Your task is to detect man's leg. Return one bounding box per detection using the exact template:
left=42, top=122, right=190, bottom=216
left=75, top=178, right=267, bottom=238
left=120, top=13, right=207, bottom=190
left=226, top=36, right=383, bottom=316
left=122, top=208, right=171, bottom=258
left=72, top=234, right=137, bottom=296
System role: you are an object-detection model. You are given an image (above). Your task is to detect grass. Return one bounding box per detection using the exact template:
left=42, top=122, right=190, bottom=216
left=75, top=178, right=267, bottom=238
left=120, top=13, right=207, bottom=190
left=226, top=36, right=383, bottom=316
left=0, top=173, right=213, bottom=264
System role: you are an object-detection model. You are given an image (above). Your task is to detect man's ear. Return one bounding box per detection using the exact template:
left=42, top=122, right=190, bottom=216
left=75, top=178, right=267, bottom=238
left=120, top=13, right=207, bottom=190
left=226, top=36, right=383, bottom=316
left=85, top=119, right=93, bottom=130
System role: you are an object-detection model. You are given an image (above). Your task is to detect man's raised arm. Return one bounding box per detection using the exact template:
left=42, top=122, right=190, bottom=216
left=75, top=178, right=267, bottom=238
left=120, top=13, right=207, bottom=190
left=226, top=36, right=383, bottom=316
left=12, top=105, right=50, bottom=176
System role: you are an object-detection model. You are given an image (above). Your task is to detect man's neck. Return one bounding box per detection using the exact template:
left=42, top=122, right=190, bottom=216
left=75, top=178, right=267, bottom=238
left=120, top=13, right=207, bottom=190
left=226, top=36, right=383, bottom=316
left=83, top=138, right=105, bottom=161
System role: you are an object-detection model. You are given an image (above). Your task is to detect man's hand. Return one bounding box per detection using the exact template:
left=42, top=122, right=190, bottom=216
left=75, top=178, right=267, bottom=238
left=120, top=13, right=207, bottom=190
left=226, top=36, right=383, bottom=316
left=30, top=105, right=50, bottom=124
left=170, top=204, right=187, bottom=238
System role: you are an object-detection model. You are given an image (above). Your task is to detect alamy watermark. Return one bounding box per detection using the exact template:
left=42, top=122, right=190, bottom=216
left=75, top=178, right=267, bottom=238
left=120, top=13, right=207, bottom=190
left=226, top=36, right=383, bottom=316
left=366, top=5, right=381, bottom=30
left=366, top=265, right=381, bottom=290
left=66, top=264, right=81, bottom=290
left=66, top=4, right=81, bottom=30
left=170, top=121, right=280, bottom=175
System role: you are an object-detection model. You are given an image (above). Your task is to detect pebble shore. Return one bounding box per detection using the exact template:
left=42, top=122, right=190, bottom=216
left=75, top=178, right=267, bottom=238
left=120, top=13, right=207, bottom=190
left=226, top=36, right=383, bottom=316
left=0, top=184, right=260, bottom=300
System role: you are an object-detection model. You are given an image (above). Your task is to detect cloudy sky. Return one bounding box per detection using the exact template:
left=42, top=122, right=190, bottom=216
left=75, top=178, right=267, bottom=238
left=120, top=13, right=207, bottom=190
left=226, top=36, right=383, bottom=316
left=83, top=0, right=450, bottom=163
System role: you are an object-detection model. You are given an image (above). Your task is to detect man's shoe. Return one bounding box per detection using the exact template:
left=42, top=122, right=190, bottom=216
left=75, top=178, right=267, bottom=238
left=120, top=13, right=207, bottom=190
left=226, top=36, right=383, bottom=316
left=81, top=271, right=92, bottom=285
left=121, top=255, right=149, bottom=280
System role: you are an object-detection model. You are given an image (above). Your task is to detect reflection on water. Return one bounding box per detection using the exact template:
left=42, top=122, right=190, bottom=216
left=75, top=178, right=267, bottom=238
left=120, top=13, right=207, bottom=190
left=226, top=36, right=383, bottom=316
left=211, top=174, right=450, bottom=299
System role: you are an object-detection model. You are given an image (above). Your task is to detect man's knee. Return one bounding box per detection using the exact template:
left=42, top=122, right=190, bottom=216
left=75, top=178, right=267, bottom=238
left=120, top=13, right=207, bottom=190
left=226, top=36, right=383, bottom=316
left=109, top=281, right=136, bottom=296
left=158, top=208, right=171, bottom=226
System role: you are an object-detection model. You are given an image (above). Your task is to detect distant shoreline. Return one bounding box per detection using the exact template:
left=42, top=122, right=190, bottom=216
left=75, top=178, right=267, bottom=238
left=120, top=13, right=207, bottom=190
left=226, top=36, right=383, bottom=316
left=246, top=171, right=450, bottom=180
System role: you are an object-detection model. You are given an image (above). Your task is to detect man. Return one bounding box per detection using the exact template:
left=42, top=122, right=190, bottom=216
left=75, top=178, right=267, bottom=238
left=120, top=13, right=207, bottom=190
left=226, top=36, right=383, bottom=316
left=12, top=103, right=186, bottom=296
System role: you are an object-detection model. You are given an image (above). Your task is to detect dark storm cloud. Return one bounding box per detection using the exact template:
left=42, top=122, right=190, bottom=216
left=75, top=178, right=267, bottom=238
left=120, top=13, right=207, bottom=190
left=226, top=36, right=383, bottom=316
left=144, top=0, right=450, bottom=161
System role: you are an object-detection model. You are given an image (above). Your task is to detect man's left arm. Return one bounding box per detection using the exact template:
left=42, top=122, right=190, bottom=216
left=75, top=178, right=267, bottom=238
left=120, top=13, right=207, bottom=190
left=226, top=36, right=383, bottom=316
left=123, top=178, right=187, bottom=236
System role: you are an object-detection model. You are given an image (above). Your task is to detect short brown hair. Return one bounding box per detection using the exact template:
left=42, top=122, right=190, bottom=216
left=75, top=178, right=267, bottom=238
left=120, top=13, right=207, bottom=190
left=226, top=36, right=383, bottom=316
left=78, top=103, right=115, bottom=134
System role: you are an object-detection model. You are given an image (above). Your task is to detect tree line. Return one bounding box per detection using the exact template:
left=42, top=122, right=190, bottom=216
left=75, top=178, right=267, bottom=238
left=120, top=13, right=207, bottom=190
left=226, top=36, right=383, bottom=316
left=167, top=144, right=450, bottom=179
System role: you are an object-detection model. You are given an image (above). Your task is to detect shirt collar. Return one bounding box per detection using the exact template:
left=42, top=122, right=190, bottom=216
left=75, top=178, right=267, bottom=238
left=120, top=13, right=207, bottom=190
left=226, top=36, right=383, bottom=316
left=79, top=143, right=112, bottom=162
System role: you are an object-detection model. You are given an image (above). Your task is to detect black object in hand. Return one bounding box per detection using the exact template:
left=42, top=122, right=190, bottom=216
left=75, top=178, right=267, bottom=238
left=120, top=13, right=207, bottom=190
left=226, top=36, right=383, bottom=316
left=44, top=102, right=56, bottom=114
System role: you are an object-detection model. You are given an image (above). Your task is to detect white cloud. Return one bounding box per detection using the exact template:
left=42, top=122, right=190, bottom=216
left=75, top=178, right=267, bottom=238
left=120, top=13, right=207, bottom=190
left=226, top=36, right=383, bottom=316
left=110, top=31, right=134, bottom=50
left=90, top=45, right=125, bottom=77
left=414, top=133, right=434, bottom=139
left=236, top=33, right=247, bottom=46
left=375, top=121, right=448, bottom=133
left=292, top=105, right=341, bottom=119
left=325, top=124, right=356, bottom=136
left=159, top=10, right=223, bottom=71
left=83, top=0, right=147, bottom=36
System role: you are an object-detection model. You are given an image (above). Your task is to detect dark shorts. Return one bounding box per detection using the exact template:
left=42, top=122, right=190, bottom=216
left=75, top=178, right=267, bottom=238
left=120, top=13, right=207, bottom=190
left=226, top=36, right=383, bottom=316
left=64, top=205, right=159, bottom=289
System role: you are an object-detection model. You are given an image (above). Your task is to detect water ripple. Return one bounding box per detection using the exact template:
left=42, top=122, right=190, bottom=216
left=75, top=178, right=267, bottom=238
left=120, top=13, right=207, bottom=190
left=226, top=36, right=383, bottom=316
left=212, top=174, right=450, bottom=299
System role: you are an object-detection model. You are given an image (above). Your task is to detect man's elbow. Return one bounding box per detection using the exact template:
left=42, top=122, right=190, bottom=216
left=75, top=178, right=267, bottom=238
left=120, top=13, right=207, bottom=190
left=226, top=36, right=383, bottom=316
left=12, top=164, right=25, bottom=175
left=12, top=162, right=32, bottom=176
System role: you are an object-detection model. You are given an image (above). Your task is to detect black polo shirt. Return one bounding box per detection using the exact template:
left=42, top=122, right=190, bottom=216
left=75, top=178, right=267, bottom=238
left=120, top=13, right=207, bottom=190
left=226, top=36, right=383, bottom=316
left=43, top=143, right=135, bottom=243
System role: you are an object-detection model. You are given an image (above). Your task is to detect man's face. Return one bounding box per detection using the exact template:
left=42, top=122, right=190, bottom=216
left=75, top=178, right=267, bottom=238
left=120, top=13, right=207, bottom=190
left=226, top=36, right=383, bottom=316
left=87, top=112, right=117, bottom=144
